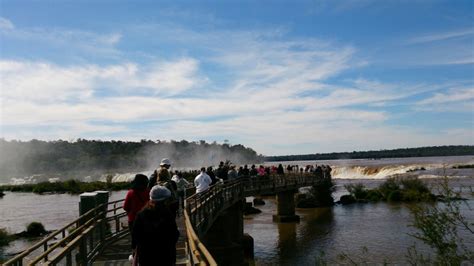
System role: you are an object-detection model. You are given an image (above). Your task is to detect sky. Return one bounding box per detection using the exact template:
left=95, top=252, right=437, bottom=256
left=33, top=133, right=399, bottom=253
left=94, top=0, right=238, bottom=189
left=0, top=0, right=473, bottom=156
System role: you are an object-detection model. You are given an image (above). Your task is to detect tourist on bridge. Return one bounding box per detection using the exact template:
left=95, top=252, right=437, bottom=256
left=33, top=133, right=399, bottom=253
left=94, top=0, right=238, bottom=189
left=242, top=164, right=250, bottom=177
left=171, top=171, right=190, bottom=211
left=258, top=165, right=266, bottom=177
left=148, top=158, right=179, bottom=219
left=277, top=164, right=284, bottom=175
left=206, top=166, right=218, bottom=185
left=132, top=185, right=179, bottom=266
left=194, top=167, right=212, bottom=193
left=148, top=158, right=172, bottom=189
left=214, top=161, right=228, bottom=181
left=237, top=166, right=244, bottom=177
left=228, top=165, right=238, bottom=180
left=249, top=164, right=258, bottom=177
left=123, top=174, right=150, bottom=233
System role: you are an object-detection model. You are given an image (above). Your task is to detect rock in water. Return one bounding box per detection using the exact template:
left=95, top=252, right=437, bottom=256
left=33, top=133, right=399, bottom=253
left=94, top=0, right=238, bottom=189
left=339, top=195, right=356, bottom=205
left=253, top=198, right=265, bottom=205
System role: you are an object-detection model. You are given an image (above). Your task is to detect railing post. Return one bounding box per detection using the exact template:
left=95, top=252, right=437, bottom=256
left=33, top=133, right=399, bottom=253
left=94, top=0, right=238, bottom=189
left=79, top=192, right=98, bottom=225
left=66, top=251, right=72, bottom=266
left=78, top=237, right=87, bottom=265
left=43, top=242, right=48, bottom=262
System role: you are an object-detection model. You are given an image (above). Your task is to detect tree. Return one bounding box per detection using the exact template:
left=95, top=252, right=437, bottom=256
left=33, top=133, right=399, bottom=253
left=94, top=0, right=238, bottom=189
left=407, top=177, right=474, bottom=265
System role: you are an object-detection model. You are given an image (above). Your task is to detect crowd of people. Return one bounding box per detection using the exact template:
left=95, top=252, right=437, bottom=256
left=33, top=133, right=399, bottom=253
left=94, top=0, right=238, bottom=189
left=123, top=158, right=332, bottom=265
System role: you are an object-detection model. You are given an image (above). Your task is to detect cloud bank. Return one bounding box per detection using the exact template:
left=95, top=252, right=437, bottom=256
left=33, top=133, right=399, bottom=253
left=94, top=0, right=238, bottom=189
left=0, top=16, right=473, bottom=155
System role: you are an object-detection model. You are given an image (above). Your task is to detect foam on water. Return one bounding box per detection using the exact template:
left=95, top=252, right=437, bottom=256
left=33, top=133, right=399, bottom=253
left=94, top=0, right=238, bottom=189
left=330, top=163, right=446, bottom=179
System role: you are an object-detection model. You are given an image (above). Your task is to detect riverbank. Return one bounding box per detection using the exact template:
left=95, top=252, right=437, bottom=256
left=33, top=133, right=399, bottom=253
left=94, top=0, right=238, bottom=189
left=0, top=180, right=130, bottom=194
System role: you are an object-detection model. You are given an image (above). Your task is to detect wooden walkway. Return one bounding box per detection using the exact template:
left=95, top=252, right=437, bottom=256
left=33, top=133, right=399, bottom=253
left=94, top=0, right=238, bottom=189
left=93, top=213, right=189, bottom=266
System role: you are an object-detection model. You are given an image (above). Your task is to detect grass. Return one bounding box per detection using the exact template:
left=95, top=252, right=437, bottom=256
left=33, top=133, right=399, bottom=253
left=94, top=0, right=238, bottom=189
left=0, top=228, right=11, bottom=247
left=343, top=177, right=434, bottom=203
left=453, top=164, right=474, bottom=169
left=0, top=180, right=130, bottom=194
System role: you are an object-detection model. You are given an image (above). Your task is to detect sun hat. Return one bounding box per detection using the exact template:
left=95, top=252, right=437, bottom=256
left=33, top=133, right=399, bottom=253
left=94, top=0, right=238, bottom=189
left=160, top=158, right=171, bottom=166
left=149, top=185, right=171, bottom=202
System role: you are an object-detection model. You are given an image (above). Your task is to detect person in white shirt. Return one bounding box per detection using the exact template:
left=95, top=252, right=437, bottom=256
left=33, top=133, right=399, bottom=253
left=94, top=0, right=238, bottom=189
left=194, top=167, right=212, bottom=193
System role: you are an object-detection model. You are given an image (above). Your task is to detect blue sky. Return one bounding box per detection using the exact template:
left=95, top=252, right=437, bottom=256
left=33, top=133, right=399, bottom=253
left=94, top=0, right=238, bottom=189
left=0, top=0, right=473, bottom=155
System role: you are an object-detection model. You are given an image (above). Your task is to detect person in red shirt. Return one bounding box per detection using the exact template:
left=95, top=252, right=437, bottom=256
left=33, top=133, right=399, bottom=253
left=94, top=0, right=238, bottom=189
left=123, top=174, right=149, bottom=232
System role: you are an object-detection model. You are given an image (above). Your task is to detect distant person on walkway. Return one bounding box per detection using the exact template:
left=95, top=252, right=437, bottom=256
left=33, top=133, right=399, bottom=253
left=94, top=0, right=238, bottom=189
left=194, top=167, right=212, bottom=193
left=228, top=165, right=238, bottom=180
left=215, top=161, right=228, bottom=181
left=171, top=171, right=190, bottom=211
left=258, top=165, right=266, bottom=177
left=123, top=174, right=149, bottom=233
left=132, top=185, right=179, bottom=266
left=206, top=166, right=218, bottom=185
left=242, top=164, right=250, bottom=177
left=249, top=164, right=258, bottom=177
left=148, top=158, right=172, bottom=188
left=237, top=166, right=244, bottom=177
left=277, top=164, right=284, bottom=175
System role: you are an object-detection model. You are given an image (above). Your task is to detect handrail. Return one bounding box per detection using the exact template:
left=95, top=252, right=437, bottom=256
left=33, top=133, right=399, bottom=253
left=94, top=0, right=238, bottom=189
left=185, top=173, right=321, bottom=238
left=183, top=210, right=217, bottom=266
left=4, top=199, right=127, bottom=266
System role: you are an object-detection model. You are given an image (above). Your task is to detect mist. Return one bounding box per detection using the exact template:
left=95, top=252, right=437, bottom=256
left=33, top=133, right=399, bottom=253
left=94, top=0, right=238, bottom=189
left=0, top=139, right=263, bottom=184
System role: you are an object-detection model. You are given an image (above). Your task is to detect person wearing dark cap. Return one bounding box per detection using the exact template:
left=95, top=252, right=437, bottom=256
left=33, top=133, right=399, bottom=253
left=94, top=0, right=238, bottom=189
left=132, top=185, right=179, bottom=266
left=123, top=174, right=149, bottom=233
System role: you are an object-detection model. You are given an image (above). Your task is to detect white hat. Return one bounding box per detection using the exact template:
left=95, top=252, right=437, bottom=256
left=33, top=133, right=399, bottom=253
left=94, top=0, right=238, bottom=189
left=160, top=158, right=171, bottom=166
left=149, top=185, right=171, bottom=202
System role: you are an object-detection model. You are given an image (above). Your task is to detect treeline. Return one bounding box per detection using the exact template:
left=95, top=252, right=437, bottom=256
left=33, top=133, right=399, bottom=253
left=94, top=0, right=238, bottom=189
left=266, top=145, right=474, bottom=162
left=0, top=139, right=263, bottom=178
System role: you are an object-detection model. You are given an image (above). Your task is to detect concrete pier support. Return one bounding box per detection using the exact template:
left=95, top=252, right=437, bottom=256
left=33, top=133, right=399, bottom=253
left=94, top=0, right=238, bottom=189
left=203, top=200, right=249, bottom=265
left=272, top=190, right=300, bottom=223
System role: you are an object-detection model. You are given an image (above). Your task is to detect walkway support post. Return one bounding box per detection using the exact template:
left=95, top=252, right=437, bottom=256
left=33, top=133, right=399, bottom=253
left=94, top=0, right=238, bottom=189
left=203, top=200, right=246, bottom=265
left=272, top=189, right=300, bottom=222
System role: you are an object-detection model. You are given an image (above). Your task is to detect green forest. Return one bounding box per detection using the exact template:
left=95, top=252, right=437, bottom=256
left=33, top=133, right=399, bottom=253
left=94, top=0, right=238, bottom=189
left=266, top=145, right=474, bottom=162
left=0, top=139, right=263, bottom=178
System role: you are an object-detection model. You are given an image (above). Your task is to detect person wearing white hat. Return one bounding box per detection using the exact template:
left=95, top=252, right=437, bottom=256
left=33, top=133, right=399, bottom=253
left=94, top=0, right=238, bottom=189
left=131, top=185, right=179, bottom=266
left=148, top=158, right=172, bottom=189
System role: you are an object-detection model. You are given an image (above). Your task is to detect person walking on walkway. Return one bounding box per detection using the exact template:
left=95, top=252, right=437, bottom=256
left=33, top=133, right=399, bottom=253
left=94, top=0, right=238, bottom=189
left=123, top=174, right=149, bottom=233
left=132, top=185, right=180, bottom=266
left=172, top=171, right=190, bottom=211
left=194, top=167, right=212, bottom=193
left=148, top=158, right=172, bottom=188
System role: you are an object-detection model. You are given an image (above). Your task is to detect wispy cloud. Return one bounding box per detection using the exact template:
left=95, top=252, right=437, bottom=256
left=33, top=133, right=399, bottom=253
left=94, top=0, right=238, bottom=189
left=414, top=87, right=474, bottom=113
left=0, top=17, right=14, bottom=30
left=0, top=19, right=122, bottom=58
left=407, top=28, right=474, bottom=44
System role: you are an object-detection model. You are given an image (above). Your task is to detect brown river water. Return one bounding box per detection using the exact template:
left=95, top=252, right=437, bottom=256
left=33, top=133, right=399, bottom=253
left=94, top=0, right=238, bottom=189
left=1, top=156, right=473, bottom=264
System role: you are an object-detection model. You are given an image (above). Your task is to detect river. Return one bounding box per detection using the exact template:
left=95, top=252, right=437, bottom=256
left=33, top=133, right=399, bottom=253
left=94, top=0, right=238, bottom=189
left=1, top=156, right=473, bottom=263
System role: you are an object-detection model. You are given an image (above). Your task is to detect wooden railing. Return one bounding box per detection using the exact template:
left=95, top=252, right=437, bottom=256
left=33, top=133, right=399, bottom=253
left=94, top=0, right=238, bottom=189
left=4, top=199, right=127, bottom=266
left=186, top=173, right=321, bottom=238
left=4, top=173, right=323, bottom=266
